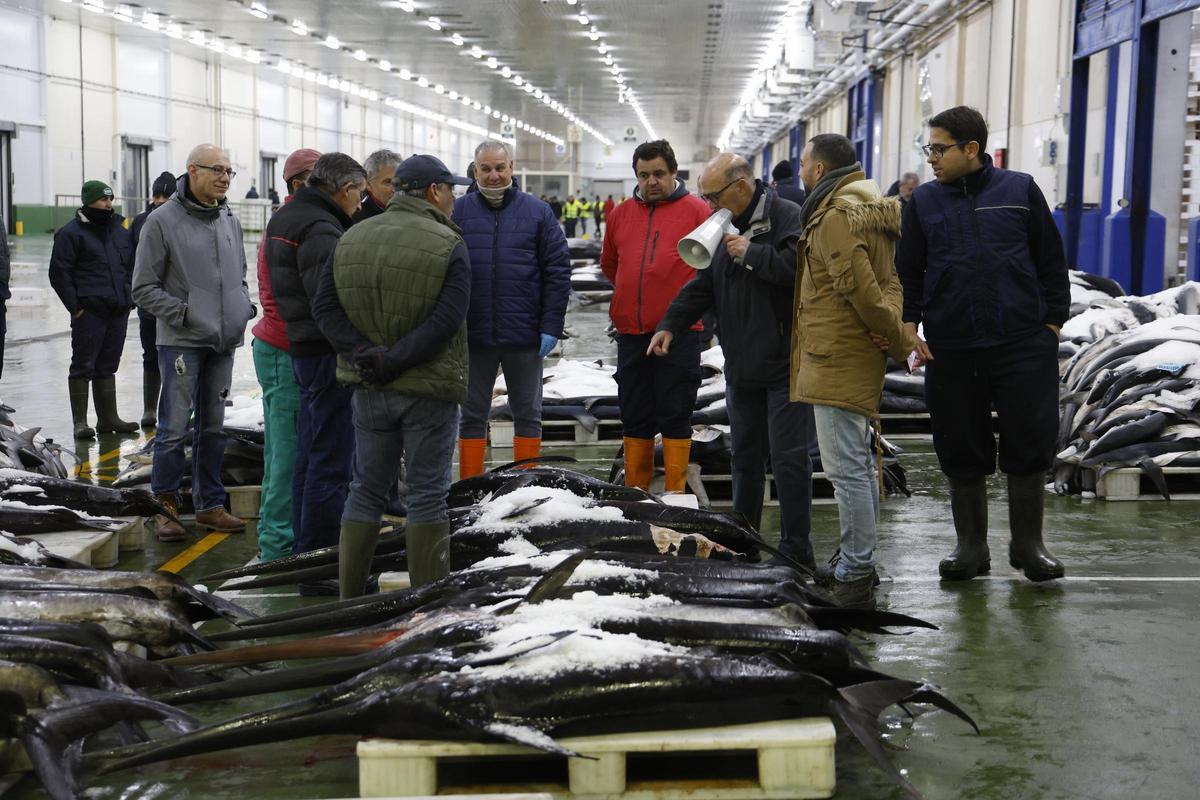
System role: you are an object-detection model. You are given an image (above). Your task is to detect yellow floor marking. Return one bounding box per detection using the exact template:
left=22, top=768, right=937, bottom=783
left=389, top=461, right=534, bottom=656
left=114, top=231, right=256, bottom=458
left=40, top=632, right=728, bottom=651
left=158, top=532, right=230, bottom=574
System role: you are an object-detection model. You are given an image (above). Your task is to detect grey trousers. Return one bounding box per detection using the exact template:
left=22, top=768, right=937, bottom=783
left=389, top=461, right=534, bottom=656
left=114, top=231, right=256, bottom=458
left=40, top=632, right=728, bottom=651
left=459, top=346, right=544, bottom=439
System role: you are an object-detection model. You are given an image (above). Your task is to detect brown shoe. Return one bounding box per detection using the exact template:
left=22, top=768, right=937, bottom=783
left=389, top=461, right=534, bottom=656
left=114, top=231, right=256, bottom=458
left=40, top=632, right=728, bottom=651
left=153, top=493, right=187, bottom=543
left=195, top=506, right=246, bottom=533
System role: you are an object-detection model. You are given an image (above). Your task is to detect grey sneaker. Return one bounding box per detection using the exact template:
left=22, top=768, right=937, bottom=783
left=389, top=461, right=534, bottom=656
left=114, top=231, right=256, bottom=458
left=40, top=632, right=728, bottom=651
left=826, top=570, right=878, bottom=610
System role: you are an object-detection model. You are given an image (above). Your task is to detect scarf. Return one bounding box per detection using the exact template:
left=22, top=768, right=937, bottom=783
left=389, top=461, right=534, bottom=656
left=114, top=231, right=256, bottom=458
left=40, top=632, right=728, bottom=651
left=798, top=162, right=862, bottom=231
left=479, top=181, right=512, bottom=208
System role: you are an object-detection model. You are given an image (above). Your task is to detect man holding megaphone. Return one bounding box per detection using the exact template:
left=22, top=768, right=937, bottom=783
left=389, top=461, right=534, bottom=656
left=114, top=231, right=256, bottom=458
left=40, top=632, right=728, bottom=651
left=649, top=154, right=816, bottom=569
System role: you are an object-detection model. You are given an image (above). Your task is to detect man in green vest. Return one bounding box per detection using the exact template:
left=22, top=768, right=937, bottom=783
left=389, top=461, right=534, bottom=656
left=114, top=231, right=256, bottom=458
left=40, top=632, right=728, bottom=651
left=312, top=154, right=472, bottom=598
left=579, top=197, right=592, bottom=236
left=562, top=195, right=580, bottom=237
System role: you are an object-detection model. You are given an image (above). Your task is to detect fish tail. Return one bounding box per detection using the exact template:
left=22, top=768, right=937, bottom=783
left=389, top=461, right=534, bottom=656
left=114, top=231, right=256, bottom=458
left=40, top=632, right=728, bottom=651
left=831, top=682, right=926, bottom=800
left=805, top=606, right=938, bottom=633
left=178, top=583, right=258, bottom=622
left=95, top=695, right=355, bottom=774
left=155, top=654, right=379, bottom=705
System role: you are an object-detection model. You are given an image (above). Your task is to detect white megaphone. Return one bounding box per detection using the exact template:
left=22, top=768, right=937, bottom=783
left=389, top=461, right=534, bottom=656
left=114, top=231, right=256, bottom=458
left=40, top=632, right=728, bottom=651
left=678, top=208, right=735, bottom=270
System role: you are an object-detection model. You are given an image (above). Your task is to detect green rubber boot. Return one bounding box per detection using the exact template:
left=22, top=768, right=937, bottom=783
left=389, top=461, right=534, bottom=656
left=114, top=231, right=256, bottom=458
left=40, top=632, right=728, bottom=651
left=405, top=520, right=450, bottom=588
left=69, top=378, right=95, bottom=440
left=338, top=519, right=383, bottom=600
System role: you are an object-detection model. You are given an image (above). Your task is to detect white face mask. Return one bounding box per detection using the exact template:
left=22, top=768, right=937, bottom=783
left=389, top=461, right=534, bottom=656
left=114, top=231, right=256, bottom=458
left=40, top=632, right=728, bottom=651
left=479, top=180, right=512, bottom=206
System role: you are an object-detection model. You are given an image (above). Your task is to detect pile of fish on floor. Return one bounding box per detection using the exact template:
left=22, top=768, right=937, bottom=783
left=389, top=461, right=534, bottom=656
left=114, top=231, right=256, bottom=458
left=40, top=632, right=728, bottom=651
left=111, top=395, right=265, bottom=499
left=1, top=463, right=976, bottom=800
left=566, top=238, right=612, bottom=307
left=1053, top=280, right=1200, bottom=498
left=490, top=349, right=910, bottom=500
left=0, top=402, right=70, bottom=480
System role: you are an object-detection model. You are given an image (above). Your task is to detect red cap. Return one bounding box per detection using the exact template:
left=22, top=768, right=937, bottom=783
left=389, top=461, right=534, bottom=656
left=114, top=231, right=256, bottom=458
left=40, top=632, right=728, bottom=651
left=283, top=148, right=321, bottom=182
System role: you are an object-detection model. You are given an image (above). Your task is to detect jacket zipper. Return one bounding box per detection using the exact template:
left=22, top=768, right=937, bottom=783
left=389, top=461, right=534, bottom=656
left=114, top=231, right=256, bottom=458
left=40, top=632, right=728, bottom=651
left=492, top=210, right=501, bottom=341
left=636, top=204, right=657, bottom=332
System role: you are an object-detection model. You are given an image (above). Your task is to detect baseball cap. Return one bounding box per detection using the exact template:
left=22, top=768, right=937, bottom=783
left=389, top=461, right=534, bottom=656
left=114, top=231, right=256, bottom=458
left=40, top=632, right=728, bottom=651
left=393, top=154, right=472, bottom=191
left=283, top=148, right=321, bottom=182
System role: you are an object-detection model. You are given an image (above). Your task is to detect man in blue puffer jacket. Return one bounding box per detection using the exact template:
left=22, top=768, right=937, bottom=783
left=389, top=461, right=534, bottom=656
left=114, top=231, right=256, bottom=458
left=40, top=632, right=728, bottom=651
left=452, top=140, right=571, bottom=477
left=896, top=106, right=1070, bottom=585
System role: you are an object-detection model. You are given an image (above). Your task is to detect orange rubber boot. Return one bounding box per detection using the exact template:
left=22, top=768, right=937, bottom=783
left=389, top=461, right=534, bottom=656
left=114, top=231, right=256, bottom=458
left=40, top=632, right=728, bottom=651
left=513, top=436, right=542, bottom=466
left=622, top=436, right=655, bottom=490
left=458, top=437, right=487, bottom=480
left=661, top=437, right=692, bottom=493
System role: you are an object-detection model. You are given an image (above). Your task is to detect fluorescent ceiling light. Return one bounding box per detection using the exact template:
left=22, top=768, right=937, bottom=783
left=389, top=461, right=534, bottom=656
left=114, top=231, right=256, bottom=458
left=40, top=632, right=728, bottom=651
left=378, top=59, right=392, bottom=71
left=248, top=3, right=269, bottom=20
left=578, top=13, right=588, bottom=24
left=500, top=66, right=511, bottom=78
left=112, top=4, right=132, bottom=22
left=486, top=57, right=498, bottom=69
left=399, top=68, right=412, bottom=80
left=165, top=22, right=183, bottom=38
left=291, top=19, right=307, bottom=36
left=353, top=49, right=367, bottom=61
left=434, top=84, right=445, bottom=94
left=470, top=46, right=483, bottom=59
left=427, top=17, right=442, bottom=31
left=417, top=75, right=428, bottom=87
left=450, top=33, right=464, bottom=46
left=324, top=35, right=340, bottom=49
left=82, top=0, right=106, bottom=15
left=140, top=10, right=159, bottom=30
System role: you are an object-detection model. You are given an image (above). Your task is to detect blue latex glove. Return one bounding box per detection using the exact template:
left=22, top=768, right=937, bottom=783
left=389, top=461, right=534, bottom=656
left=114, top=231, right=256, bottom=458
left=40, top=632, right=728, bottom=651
left=538, top=333, right=558, bottom=359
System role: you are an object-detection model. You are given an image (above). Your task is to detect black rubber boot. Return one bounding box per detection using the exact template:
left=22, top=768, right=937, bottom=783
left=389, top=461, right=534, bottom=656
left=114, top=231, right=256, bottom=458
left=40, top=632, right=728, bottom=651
left=337, top=519, right=382, bottom=600
left=141, top=371, right=160, bottom=430
left=69, top=378, right=95, bottom=440
left=939, top=477, right=991, bottom=581
left=92, top=376, right=139, bottom=434
left=406, top=520, right=450, bottom=588
left=1007, top=472, right=1065, bottom=582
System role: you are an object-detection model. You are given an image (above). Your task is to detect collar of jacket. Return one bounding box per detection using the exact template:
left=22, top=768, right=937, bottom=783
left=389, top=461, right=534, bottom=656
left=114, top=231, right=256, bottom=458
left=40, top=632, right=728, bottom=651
left=803, top=169, right=866, bottom=231
left=942, top=151, right=994, bottom=197
left=810, top=173, right=900, bottom=239
left=295, top=185, right=353, bottom=229
left=76, top=207, right=123, bottom=230
left=387, top=193, right=464, bottom=236
left=632, top=177, right=690, bottom=207
left=174, top=174, right=228, bottom=219
left=732, top=180, right=768, bottom=233
left=364, top=191, right=387, bottom=214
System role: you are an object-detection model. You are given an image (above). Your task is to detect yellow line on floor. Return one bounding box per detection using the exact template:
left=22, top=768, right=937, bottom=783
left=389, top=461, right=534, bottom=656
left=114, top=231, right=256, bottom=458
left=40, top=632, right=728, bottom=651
left=74, top=443, right=130, bottom=476
left=158, top=533, right=230, bottom=574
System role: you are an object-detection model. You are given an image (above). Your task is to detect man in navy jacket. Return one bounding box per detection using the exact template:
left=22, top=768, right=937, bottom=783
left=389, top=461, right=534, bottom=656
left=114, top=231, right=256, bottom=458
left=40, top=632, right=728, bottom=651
left=49, top=180, right=139, bottom=439
left=896, top=105, right=1070, bottom=584
left=452, top=140, right=570, bottom=477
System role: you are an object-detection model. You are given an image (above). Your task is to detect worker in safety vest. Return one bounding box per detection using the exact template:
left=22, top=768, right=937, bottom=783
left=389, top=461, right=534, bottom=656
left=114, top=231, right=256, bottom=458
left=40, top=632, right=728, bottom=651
left=562, top=195, right=581, bottom=237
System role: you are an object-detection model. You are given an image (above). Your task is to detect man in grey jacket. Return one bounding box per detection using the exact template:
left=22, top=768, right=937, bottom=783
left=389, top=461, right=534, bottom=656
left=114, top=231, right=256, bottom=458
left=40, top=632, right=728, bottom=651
left=132, top=144, right=257, bottom=541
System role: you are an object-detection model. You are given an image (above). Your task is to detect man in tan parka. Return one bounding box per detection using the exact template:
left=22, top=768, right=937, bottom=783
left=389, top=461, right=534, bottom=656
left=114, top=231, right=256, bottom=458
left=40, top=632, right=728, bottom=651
left=792, top=133, right=914, bottom=608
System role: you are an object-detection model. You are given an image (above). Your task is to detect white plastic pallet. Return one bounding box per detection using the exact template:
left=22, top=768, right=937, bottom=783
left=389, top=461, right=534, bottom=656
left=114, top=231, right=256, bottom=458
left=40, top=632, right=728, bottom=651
left=1093, top=466, right=1200, bottom=501
left=695, top=472, right=840, bottom=509
left=357, top=718, right=835, bottom=800
left=26, top=529, right=117, bottom=567
left=490, top=419, right=624, bottom=448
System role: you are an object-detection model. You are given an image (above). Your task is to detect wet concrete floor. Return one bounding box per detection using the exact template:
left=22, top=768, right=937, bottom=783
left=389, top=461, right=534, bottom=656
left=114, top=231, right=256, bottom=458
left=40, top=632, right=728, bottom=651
left=2, top=233, right=1198, bottom=799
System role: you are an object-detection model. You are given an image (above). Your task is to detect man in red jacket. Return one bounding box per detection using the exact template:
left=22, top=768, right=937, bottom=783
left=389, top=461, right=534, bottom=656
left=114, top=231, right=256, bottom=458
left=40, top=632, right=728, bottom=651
left=600, top=140, right=710, bottom=491
left=251, top=147, right=319, bottom=561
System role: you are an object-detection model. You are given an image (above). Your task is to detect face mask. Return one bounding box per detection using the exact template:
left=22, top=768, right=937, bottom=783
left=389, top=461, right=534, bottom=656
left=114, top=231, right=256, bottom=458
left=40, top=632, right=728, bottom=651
left=82, top=206, right=114, bottom=226
left=479, top=181, right=512, bottom=207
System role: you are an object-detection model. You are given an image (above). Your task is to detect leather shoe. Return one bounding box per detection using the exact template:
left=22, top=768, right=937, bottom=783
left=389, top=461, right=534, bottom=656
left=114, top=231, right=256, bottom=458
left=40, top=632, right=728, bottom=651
left=195, top=507, right=246, bottom=533
left=153, top=493, right=187, bottom=543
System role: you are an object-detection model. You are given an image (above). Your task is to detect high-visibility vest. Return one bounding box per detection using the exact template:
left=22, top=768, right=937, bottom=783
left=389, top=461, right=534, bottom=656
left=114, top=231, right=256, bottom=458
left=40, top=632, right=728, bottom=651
left=563, top=201, right=581, bottom=219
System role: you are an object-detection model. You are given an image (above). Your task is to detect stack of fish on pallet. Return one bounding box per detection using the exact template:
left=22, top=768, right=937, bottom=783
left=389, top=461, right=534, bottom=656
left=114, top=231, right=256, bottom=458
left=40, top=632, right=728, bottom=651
left=566, top=238, right=612, bottom=306
left=1058, top=273, right=1200, bottom=357
left=0, top=548, right=257, bottom=799
left=1053, top=282, right=1200, bottom=497
left=112, top=395, right=265, bottom=494
left=0, top=402, right=70, bottom=479
left=0, top=469, right=178, bottom=536
left=63, top=474, right=978, bottom=799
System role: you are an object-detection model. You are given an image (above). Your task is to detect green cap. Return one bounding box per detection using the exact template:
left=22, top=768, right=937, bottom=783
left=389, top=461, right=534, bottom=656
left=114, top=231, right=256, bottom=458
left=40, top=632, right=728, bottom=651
left=81, top=180, right=114, bottom=206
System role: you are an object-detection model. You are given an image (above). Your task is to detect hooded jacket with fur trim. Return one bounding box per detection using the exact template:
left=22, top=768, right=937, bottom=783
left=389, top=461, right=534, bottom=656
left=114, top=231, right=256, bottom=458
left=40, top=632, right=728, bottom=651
left=790, top=171, right=914, bottom=417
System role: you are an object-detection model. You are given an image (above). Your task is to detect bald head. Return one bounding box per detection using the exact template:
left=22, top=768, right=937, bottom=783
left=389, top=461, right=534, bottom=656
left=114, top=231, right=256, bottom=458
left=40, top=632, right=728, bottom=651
left=186, top=143, right=232, bottom=205
left=699, top=152, right=756, bottom=215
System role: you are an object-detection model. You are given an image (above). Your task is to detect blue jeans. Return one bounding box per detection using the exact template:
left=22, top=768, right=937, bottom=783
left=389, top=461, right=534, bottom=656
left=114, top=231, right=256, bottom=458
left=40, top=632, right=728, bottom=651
left=151, top=346, right=234, bottom=512
left=813, top=404, right=879, bottom=581
left=291, top=353, right=355, bottom=555
left=343, top=390, right=459, bottom=526
left=726, top=383, right=815, bottom=566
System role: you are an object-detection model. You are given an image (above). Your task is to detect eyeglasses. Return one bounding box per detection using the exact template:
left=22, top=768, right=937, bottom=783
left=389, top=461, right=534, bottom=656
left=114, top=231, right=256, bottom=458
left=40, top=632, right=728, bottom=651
left=193, top=164, right=237, bottom=179
left=921, top=141, right=970, bottom=159
left=699, top=177, right=744, bottom=205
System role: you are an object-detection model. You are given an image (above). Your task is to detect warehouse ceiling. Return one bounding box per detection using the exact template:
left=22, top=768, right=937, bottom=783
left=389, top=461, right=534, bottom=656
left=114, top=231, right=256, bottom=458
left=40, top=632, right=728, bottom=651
left=4, top=0, right=961, bottom=155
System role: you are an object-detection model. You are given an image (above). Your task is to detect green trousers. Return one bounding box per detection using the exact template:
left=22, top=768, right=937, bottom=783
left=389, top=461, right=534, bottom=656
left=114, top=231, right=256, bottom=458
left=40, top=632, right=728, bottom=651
left=252, top=338, right=300, bottom=561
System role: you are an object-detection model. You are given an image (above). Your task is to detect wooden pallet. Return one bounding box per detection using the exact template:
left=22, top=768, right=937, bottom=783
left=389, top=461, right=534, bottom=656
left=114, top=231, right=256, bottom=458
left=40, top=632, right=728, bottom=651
left=1089, top=466, right=1200, bottom=501
left=357, top=718, right=835, bottom=799
left=490, top=419, right=624, bottom=448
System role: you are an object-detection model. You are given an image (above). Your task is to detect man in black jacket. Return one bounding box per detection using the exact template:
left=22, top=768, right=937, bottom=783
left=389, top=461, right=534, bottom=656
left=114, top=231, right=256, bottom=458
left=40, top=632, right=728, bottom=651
left=896, top=105, right=1069, bottom=583
left=351, top=149, right=401, bottom=225
left=49, top=180, right=139, bottom=439
left=649, top=153, right=816, bottom=568
left=129, top=171, right=177, bottom=429
left=265, top=153, right=367, bottom=590
left=771, top=160, right=807, bottom=207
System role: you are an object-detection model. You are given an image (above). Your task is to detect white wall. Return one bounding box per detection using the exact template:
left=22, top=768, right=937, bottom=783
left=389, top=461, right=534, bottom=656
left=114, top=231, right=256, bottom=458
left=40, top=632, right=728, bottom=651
left=0, top=5, right=500, bottom=206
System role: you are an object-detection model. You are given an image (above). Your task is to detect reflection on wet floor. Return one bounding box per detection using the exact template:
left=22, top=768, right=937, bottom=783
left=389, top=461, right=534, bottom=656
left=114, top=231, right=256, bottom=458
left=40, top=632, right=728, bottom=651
left=2, top=235, right=1198, bottom=799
